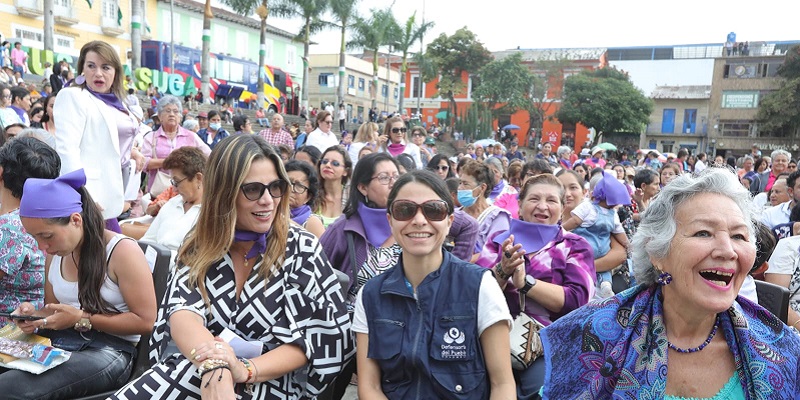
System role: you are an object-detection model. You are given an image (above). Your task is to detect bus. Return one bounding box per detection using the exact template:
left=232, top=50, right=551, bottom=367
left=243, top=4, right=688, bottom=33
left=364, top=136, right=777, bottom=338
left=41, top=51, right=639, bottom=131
left=140, top=40, right=295, bottom=113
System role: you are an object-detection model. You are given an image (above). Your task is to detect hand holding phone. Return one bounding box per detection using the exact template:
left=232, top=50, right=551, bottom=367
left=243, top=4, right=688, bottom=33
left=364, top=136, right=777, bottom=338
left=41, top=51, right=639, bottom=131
left=0, top=312, right=44, bottom=321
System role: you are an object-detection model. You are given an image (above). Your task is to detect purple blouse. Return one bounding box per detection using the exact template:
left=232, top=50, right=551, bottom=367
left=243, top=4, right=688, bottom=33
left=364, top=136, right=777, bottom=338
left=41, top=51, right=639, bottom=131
left=475, top=227, right=596, bottom=326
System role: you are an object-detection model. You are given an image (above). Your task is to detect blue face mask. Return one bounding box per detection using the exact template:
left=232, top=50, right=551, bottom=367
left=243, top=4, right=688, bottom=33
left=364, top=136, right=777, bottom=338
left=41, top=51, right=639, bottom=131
left=457, top=189, right=478, bottom=208
left=209, top=123, right=221, bottom=131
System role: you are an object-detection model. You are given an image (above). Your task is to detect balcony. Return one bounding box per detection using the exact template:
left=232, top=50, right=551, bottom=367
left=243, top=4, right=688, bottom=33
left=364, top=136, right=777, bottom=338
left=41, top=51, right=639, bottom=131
left=54, top=2, right=78, bottom=26
left=15, top=0, right=43, bottom=18
left=101, top=16, right=125, bottom=36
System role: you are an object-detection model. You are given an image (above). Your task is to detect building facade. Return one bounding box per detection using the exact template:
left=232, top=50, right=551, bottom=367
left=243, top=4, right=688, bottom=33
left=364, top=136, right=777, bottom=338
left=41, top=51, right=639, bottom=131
left=643, top=85, right=711, bottom=154
left=307, top=53, right=400, bottom=124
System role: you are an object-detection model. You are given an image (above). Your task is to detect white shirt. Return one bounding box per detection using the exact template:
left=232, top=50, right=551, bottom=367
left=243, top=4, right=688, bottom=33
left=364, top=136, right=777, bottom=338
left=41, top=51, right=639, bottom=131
left=126, top=94, right=140, bottom=107
left=762, top=201, right=792, bottom=229
left=694, top=159, right=707, bottom=173
left=338, top=109, right=347, bottom=120
left=766, top=236, right=800, bottom=307
left=572, top=200, right=625, bottom=234
left=352, top=271, right=511, bottom=336
left=141, top=194, right=201, bottom=263
left=304, top=128, right=339, bottom=154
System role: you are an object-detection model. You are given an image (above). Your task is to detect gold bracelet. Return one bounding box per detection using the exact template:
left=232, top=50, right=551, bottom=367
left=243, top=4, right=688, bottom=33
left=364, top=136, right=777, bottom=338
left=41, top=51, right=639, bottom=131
left=198, top=359, right=229, bottom=376
left=793, top=320, right=800, bottom=330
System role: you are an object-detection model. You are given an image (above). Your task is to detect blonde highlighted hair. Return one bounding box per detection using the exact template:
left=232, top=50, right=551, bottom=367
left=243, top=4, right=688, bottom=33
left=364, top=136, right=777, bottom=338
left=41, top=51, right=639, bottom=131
left=76, top=41, right=126, bottom=101
left=178, top=135, right=290, bottom=302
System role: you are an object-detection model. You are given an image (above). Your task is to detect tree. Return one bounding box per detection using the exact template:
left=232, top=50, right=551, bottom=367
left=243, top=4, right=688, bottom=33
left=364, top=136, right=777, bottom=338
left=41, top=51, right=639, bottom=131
left=394, top=12, right=433, bottom=115
left=756, top=45, right=800, bottom=137
left=557, top=67, right=653, bottom=144
left=330, top=0, right=359, bottom=109
left=201, top=0, right=213, bottom=102
left=348, top=8, right=399, bottom=110
left=425, top=27, right=492, bottom=129
left=521, top=58, right=571, bottom=144
left=271, top=0, right=329, bottom=112
left=218, top=0, right=271, bottom=111
left=472, top=52, right=534, bottom=119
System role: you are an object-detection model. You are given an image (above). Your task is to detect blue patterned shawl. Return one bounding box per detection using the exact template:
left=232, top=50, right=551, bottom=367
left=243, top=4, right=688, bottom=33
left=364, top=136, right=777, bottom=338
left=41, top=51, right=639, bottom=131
left=540, top=284, right=800, bottom=399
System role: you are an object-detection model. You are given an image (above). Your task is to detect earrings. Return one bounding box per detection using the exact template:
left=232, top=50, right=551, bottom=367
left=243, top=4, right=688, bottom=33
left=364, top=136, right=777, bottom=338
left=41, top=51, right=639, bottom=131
left=75, top=75, right=86, bottom=85
left=657, top=271, right=673, bottom=286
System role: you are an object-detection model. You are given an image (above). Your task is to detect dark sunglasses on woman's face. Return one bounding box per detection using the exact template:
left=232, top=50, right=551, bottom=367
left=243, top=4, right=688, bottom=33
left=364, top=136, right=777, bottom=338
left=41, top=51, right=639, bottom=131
left=436, top=165, right=449, bottom=171
left=320, top=159, right=342, bottom=167
left=240, top=180, right=288, bottom=201
left=390, top=200, right=449, bottom=222
left=391, top=127, right=408, bottom=134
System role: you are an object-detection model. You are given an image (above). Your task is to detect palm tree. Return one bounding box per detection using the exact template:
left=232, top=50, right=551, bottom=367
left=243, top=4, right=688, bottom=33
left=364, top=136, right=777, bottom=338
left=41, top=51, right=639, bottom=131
left=130, top=0, right=143, bottom=70
left=271, top=0, right=329, bottom=112
left=329, top=0, right=359, bottom=109
left=348, top=8, right=399, bottom=110
left=201, top=0, right=213, bottom=102
left=394, top=12, right=433, bottom=115
left=218, top=0, right=271, bottom=111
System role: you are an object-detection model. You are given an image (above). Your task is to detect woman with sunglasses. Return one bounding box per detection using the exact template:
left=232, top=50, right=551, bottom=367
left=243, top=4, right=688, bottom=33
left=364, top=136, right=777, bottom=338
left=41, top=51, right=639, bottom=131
left=315, top=145, right=352, bottom=228
left=475, top=174, right=595, bottom=399
left=354, top=169, right=515, bottom=399
left=379, top=116, right=423, bottom=169
left=410, top=126, right=432, bottom=166
left=285, top=160, right=325, bottom=238
left=319, top=152, right=401, bottom=399
left=427, top=153, right=454, bottom=180
left=305, top=110, right=339, bottom=154
left=111, top=135, right=352, bottom=399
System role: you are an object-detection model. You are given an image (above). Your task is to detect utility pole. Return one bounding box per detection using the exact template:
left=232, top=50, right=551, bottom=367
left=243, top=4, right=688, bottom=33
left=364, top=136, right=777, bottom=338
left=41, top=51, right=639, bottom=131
left=169, top=0, right=175, bottom=73
left=415, top=0, right=425, bottom=118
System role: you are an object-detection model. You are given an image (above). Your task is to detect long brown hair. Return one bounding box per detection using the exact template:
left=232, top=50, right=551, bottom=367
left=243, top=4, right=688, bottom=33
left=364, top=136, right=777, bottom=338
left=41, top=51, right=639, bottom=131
left=178, top=135, right=290, bottom=302
left=76, top=41, right=126, bottom=101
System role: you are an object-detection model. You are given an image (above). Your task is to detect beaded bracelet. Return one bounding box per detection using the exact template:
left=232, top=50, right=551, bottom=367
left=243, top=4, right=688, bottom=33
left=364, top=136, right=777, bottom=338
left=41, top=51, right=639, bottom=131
left=239, top=358, right=254, bottom=383
left=201, top=365, right=230, bottom=388
left=198, top=359, right=229, bottom=376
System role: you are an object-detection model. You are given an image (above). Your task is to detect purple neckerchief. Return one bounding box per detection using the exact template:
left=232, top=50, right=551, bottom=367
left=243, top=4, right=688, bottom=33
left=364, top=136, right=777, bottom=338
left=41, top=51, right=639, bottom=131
left=492, top=219, right=560, bottom=254
left=234, top=229, right=267, bottom=259
left=86, top=87, right=128, bottom=114
left=290, top=204, right=312, bottom=226
left=8, top=105, right=25, bottom=122
left=489, top=180, right=505, bottom=200
left=387, top=143, right=405, bottom=157
left=358, top=202, right=392, bottom=248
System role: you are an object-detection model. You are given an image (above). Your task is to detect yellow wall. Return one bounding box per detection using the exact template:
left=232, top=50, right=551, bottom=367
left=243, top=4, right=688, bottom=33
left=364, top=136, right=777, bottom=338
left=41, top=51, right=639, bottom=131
left=0, top=0, right=158, bottom=71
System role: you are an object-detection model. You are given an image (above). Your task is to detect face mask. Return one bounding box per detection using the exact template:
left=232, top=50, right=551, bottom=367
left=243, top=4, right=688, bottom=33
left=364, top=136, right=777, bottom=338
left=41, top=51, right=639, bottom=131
left=457, top=189, right=478, bottom=208
left=209, top=123, right=221, bottom=130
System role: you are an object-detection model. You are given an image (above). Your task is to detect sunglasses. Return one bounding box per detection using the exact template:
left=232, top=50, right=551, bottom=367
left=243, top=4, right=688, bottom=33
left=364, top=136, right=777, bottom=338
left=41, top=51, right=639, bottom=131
left=412, top=133, right=425, bottom=137
left=391, top=127, right=408, bottom=134
left=390, top=200, right=449, bottom=222
left=240, top=180, right=288, bottom=201
left=320, top=159, right=342, bottom=167
left=436, top=165, right=449, bottom=171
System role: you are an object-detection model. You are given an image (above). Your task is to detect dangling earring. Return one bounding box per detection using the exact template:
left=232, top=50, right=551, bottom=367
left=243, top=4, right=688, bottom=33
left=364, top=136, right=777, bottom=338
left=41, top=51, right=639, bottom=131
left=657, top=270, right=673, bottom=286
left=364, top=194, right=369, bottom=204
left=75, top=75, right=86, bottom=85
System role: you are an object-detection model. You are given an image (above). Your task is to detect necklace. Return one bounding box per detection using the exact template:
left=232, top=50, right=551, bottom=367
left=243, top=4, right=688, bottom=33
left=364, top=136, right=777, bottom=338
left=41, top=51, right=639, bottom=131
left=667, top=315, right=719, bottom=354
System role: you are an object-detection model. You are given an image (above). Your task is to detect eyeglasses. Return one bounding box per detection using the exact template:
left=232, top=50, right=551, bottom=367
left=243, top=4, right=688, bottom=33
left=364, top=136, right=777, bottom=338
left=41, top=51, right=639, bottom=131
left=436, top=165, right=449, bottom=171
left=291, top=181, right=309, bottom=194
left=322, top=120, right=333, bottom=124
left=371, top=173, right=400, bottom=185
left=391, top=128, right=408, bottom=134
left=240, top=180, right=288, bottom=201
left=390, top=200, right=449, bottom=222
left=170, top=175, right=189, bottom=187
left=320, top=159, right=342, bottom=167
left=412, top=133, right=425, bottom=138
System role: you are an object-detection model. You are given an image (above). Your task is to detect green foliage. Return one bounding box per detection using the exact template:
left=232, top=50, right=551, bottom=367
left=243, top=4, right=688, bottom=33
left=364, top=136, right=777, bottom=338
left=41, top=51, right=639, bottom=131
left=472, top=53, right=535, bottom=118
left=557, top=67, right=653, bottom=137
left=347, top=8, right=399, bottom=108
left=757, top=45, right=800, bottom=137
left=271, top=0, right=329, bottom=36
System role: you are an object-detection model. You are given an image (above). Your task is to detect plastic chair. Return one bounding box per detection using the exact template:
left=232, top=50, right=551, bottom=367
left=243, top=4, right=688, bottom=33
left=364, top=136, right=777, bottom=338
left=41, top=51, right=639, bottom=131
left=73, top=241, right=172, bottom=400
left=754, top=280, right=790, bottom=324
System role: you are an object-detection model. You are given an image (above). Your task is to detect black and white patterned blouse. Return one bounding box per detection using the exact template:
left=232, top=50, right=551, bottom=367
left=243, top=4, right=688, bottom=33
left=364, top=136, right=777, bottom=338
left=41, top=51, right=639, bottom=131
left=111, top=226, right=354, bottom=399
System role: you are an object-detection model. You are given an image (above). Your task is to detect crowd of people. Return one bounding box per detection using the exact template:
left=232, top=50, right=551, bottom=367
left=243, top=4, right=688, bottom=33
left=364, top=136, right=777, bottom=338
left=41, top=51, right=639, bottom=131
left=0, top=39, right=799, bottom=399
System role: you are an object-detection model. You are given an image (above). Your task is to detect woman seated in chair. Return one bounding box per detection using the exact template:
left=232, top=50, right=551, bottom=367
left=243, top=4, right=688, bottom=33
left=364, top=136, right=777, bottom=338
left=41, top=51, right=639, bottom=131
left=0, top=169, right=156, bottom=399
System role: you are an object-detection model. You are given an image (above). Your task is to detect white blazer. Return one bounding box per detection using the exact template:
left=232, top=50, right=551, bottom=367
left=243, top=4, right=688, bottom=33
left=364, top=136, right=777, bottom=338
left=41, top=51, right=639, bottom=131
left=55, top=87, right=126, bottom=220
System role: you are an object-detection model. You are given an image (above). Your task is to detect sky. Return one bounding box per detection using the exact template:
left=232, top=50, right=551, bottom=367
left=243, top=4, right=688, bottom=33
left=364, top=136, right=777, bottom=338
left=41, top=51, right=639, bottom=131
left=260, top=0, right=800, bottom=54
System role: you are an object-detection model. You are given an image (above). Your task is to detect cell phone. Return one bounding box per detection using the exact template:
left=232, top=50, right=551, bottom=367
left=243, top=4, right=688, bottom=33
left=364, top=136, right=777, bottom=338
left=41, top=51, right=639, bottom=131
left=0, top=313, right=44, bottom=321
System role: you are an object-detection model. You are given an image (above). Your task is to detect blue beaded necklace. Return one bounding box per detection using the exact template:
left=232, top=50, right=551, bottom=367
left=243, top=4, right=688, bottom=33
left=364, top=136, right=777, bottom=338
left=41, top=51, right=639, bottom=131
left=667, top=315, right=720, bottom=354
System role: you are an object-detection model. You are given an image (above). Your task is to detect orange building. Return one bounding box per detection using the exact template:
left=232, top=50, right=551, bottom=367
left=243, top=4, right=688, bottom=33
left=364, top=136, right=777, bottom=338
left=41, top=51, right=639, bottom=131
left=397, top=48, right=608, bottom=151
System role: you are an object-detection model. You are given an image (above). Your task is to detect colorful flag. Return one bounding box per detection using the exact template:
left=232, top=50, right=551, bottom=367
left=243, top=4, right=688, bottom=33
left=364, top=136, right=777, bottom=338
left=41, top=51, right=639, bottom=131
left=117, top=8, right=122, bottom=26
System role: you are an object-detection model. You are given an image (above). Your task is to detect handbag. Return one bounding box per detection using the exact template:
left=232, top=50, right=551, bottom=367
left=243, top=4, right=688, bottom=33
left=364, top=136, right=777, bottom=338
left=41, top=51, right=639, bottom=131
left=148, top=134, right=171, bottom=197
left=509, top=291, right=546, bottom=370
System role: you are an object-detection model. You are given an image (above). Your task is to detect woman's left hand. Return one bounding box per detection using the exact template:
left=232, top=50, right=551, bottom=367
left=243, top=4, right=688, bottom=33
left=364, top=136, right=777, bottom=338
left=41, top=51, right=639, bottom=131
left=191, top=338, right=246, bottom=382
left=42, top=303, right=83, bottom=330
left=131, top=148, right=145, bottom=172
left=499, top=235, right=525, bottom=279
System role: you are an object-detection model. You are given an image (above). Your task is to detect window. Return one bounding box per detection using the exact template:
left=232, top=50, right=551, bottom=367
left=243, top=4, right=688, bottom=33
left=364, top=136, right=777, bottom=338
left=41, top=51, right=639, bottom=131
left=358, top=78, right=365, bottom=91
left=263, top=39, right=273, bottom=62
left=348, top=75, right=355, bottom=88
left=214, top=25, right=228, bottom=54
left=661, top=109, right=675, bottom=133
left=381, top=84, right=388, bottom=97
left=102, top=0, right=117, bottom=19
left=236, top=32, right=249, bottom=55
left=411, top=75, right=421, bottom=98
left=682, top=109, right=697, bottom=134
left=393, top=87, right=398, bottom=99
left=55, top=0, right=69, bottom=7
left=720, top=120, right=752, bottom=137
left=286, top=46, right=296, bottom=68
left=189, top=19, right=202, bottom=48
left=318, top=73, right=334, bottom=87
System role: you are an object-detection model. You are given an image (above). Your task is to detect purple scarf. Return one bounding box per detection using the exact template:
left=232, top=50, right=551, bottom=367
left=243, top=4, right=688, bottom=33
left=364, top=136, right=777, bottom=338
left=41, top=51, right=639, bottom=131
left=489, top=180, right=505, bottom=201
left=290, top=205, right=312, bottom=226
left=358, top=202, right=392, bottom=248
left=387, top=143, right=406, bottom=157
left=492, top=219, right=560, bottom=254
left=86, top=87, right=128, bottom=114
left=234, top=229, right=267, bottom=259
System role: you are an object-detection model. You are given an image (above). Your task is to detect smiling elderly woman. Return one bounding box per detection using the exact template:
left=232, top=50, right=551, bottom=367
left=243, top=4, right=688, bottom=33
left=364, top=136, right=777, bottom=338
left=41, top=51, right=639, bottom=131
left=539, top=168, right=800, bottom=399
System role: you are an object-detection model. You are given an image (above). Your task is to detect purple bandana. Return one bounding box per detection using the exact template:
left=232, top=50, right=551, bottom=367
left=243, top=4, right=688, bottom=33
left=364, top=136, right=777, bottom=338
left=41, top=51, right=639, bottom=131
left=387, top=143, right=406, bottom=157
left=493, top=219, right=561, bottom=254
left=86, top=86, right=128, bottom=114
left=358, top=202, right=392, bottom=248
left=234, top=229, right=267, bottom=259
left=20, top=169, right=85, bottom=218
left=489, top=180, right=505, bottom=201
left=290, top=205, right=312, bottom=226
left=594, top=171, right=631, bottom=206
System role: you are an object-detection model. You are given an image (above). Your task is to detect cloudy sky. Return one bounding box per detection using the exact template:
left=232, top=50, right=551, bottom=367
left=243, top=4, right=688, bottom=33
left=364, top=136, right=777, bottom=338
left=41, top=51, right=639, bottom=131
left=260, top=0, right=798, bottom=54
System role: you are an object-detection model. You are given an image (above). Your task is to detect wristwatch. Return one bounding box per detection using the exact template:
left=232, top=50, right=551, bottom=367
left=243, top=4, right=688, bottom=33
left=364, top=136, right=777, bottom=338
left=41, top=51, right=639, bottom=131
left=74, top=311, right=92, bottom=332
left=521, top=275, right=537, bottom=296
